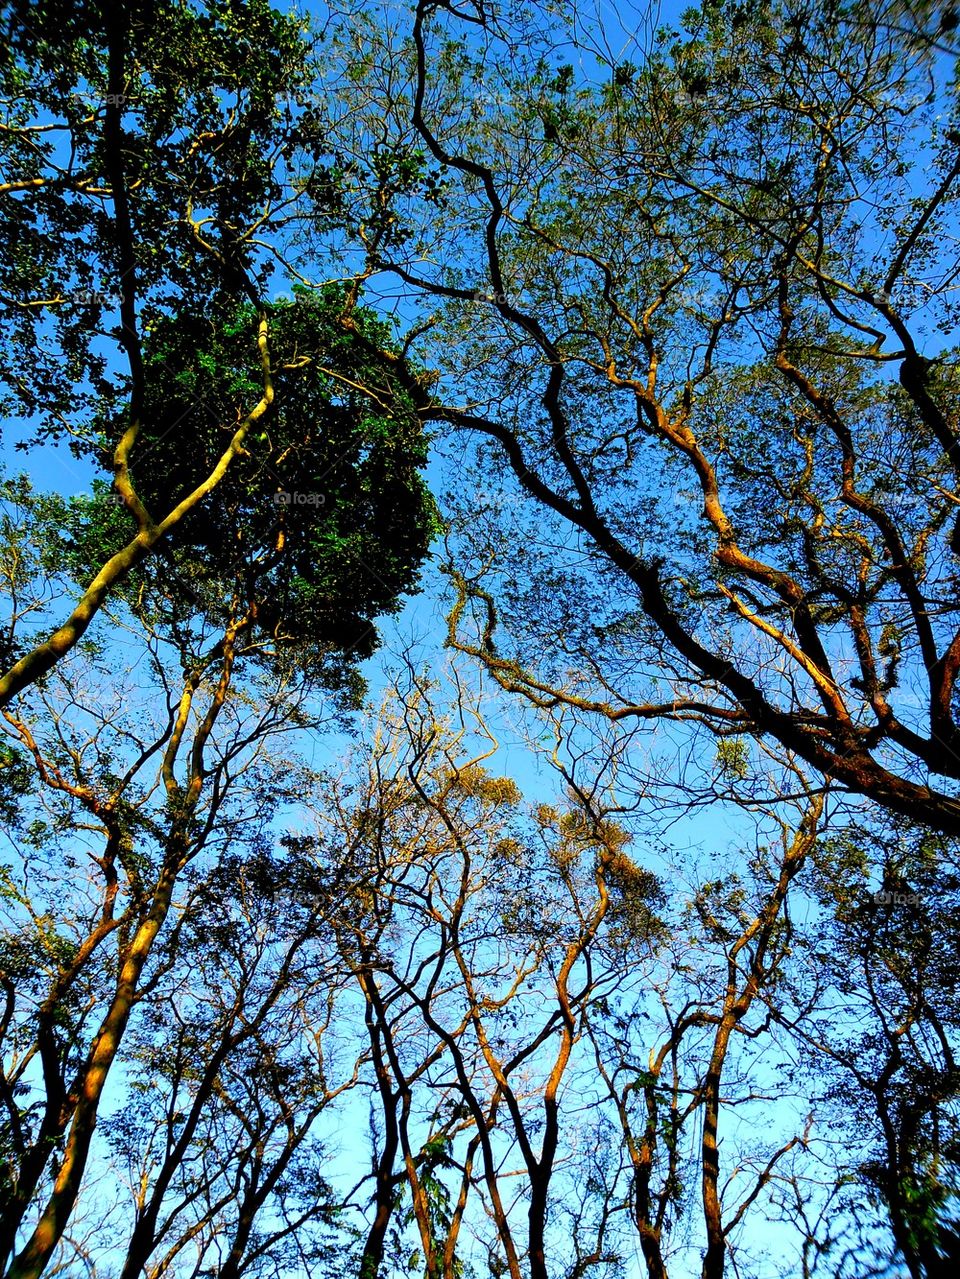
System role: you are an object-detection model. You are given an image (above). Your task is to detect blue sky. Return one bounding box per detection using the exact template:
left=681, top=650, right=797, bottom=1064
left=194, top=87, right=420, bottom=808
left=1, top=2, right=938, bottom=1273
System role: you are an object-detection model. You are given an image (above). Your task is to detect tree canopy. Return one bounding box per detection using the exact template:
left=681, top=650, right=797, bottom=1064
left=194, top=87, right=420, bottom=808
left=330, top=0, right=960, bottom=833
left=71, top=288, right=438, bottom=677
left=2, top=2, right=960, bottom=1279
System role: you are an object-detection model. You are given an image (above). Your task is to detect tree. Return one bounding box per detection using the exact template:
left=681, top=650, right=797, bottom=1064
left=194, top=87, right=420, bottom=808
left=297, top=673, right=665, bottom=1279
left=783, top=817, right=960, bottom=1278
left=72, top=287, right=438, bottom=678
left=323, top=0, right=960, bottom=833
left=7, top=5, right=960, bottom=1276
left=0, top=0, right=437, bottom=704
left=0, top=468, right=418, bottom=1279
left=105, top=848, right=364, bottom=1279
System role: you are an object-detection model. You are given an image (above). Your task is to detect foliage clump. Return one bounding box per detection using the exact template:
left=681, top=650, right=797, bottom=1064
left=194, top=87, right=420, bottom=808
left=71, top=288, right=439, bottom=678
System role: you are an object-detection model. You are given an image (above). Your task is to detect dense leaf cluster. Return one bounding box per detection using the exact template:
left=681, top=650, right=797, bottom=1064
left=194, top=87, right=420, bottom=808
left=70, top=289, right=439, bottom=673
